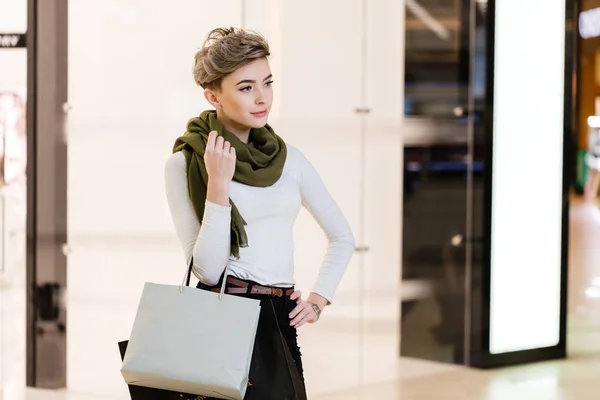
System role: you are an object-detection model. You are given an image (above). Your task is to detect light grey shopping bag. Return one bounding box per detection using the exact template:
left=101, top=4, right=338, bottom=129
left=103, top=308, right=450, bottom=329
left=120, top=265, right=261, bottom=400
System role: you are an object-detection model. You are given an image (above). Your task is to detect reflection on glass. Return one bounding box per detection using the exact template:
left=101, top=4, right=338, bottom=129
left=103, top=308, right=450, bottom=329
left=401, top=0, right=487, bottom=365
left=405, top=0, right=468, bottom=118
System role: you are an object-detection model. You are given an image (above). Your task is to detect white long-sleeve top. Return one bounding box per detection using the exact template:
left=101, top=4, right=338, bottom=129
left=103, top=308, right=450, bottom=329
left=164, top=144, right=355, bottom=303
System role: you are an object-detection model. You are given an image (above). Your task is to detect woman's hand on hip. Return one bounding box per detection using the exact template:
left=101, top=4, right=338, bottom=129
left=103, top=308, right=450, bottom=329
left=289, top=290, right=321, bottom=328
left=205, top=130, right=236, bottom=184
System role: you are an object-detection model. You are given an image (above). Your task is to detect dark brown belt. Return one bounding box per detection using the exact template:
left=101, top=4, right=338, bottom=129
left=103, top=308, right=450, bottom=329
left=210, top=276, right=295, bottom=297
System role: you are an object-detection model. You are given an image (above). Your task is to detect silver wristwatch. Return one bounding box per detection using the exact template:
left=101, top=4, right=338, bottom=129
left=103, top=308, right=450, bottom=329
left=308, top=302, right=322, bottom=318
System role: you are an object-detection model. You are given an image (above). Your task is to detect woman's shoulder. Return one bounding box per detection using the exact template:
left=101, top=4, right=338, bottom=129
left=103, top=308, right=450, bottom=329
left=285, top=142, right=300, bottom=157
left=283, top=143, right=320, bottom=183
left=285, top=143, right=313, bottom=168
left=285, top=142, right=310, bottom=163
left=164, top=151, right=187, bottom=179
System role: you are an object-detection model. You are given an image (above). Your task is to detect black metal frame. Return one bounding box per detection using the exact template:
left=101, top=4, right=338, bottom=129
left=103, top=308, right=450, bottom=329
left=25, top=0, right=38, bottom=386
left=26, top=0, right=69, bottom=388
left=470, top=0, right=576, bottom=369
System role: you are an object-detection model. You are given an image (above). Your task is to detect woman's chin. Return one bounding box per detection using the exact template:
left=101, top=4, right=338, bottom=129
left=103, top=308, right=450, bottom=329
left=248, top=118, right=269, bottom=129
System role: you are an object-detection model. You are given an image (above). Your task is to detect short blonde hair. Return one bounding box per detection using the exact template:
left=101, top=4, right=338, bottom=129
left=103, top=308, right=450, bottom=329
left=193, top=27, right=270, bottom=90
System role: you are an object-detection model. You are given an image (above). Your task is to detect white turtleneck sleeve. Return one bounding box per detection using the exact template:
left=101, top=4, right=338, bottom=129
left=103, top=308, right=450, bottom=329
left=294, top=149, right=356, bottom=302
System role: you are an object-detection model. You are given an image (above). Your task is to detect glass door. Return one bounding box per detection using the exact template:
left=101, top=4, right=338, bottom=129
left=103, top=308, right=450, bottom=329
left=401, top=0, right=486, bottom=365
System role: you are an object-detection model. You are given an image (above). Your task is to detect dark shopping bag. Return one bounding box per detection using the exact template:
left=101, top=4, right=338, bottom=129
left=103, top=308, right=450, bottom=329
left=118, top=340, right=202, bottom=400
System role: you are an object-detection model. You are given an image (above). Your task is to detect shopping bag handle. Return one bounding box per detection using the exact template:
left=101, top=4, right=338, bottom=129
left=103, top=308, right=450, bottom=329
left=185, top=259, right=193, bottom=287
left=179, top=258, right=228, bottom=300
left=178, top=258, right=194, bottom=292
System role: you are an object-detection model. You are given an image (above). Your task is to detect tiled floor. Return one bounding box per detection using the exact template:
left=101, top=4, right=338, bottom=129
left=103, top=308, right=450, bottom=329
left=2, top=197, right=600, bottom=399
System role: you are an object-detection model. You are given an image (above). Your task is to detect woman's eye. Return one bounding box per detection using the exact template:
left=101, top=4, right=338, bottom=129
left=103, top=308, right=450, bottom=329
left=240, top=86, right=251, bottom=92
left=265, top=80, right=274, bottom=87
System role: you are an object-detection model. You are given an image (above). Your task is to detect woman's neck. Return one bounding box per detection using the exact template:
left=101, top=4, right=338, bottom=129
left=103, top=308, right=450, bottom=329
left=216, top=111, right=250, bottom=144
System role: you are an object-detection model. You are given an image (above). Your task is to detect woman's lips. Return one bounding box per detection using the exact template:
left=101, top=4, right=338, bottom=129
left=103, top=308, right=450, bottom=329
left=251, top=110, right=268, bottom=118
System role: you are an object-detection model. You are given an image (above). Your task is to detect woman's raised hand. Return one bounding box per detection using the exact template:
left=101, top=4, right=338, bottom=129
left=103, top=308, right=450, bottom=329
left=205, top=130, right=236, bottom=184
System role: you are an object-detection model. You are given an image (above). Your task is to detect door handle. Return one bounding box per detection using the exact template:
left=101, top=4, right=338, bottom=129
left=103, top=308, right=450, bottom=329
left=453, top=107, right=465, bottom=117
left=354, top=245, right=370, bottom=252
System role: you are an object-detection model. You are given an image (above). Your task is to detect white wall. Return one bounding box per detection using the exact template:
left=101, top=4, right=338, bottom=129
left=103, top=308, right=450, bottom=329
left=67, top=0, right=243, bottom=238
left=0, top=1, right=27, bottom=395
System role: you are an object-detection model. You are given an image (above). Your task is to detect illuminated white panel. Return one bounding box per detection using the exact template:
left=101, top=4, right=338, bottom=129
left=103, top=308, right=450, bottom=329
left=489, top=0, right=565, bottom=354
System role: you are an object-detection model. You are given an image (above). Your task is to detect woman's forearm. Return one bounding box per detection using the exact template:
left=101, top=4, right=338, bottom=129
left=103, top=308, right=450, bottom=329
left=192, top=200, right=232, bottom=285
left=206, top=179, right=230, bottom=207
left=165, top=153, right=231, bottom=286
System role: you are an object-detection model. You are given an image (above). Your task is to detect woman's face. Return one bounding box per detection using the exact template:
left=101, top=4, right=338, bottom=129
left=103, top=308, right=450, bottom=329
left=206, top=57, right=273, bottom=137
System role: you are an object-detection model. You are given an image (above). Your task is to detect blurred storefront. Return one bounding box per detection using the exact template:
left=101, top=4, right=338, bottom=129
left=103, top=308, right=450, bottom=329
left=401, top=0, right=575, bottom=369
left=578, top=0, right=600, bottom=207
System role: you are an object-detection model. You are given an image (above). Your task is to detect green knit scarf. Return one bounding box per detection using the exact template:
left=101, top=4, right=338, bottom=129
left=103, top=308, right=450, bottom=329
left=172, top=110, right=287, bottom=258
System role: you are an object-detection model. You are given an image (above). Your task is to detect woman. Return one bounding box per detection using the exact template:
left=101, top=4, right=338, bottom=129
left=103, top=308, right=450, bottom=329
left=164, top=27, right=355, bottom=399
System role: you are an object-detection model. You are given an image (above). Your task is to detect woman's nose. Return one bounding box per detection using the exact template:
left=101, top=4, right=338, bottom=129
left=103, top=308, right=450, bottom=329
left=255, top=89, right=265, bottom=104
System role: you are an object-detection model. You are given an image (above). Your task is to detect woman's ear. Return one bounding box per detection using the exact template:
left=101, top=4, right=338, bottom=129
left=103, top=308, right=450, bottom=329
left=204, top=89, right=221, bottom=109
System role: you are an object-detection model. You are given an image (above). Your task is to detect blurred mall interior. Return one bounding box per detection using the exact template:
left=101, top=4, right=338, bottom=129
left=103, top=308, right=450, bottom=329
left=1, top=0, right=600, bottom=399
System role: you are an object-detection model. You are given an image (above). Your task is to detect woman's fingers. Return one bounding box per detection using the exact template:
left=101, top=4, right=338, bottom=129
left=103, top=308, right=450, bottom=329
left=204, top=132, right=236, bottom=183
left=290, top=302, right=318, bottom=327
left=215, top=135, right=225, bottom=152
left=290, top=307, right=308, bottom=327
left=290, top=290, right=302, bottom=301
left=289, top=303, right=303, bottom=319
left=289, top=290, right=320, bottom=327
left=206, top=130, right=217, bottom=151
